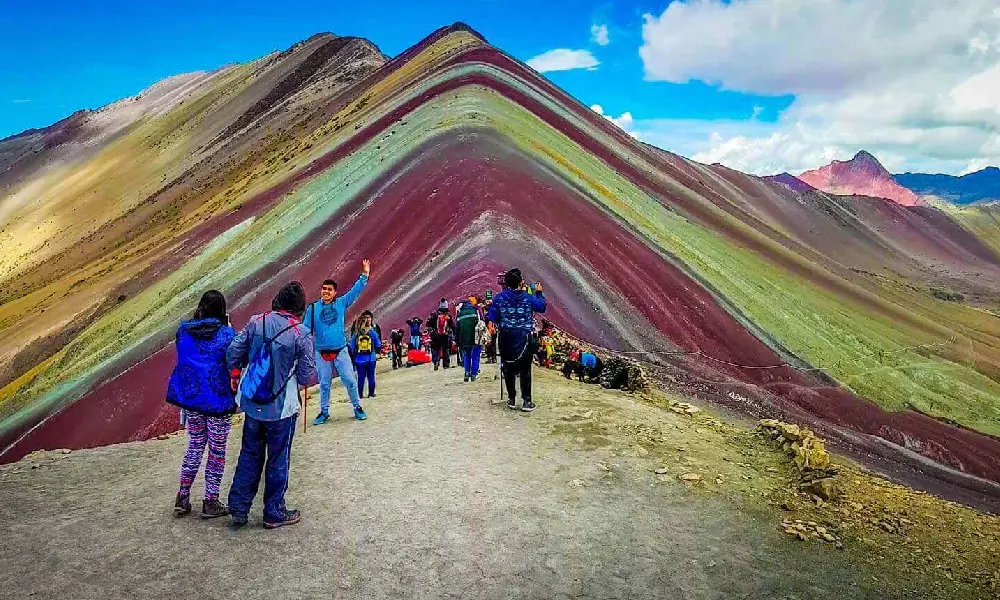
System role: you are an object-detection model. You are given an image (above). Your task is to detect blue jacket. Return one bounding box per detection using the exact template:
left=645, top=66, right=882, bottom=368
left=350, top=327, right=382, bottom=364
left=226, top=311, right=316, bottom=421
left=581, top=352, right=598, bottom=369
left=166, top=318, right=238, bottom=417
left=304, top=275, right=368, bottom=351
left=487, top=288, right=547, bottom=360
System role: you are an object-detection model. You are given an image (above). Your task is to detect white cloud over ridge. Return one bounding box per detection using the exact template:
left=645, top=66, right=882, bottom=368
left=639, top=0, right=1000, bottom=175
left=591, top=105, right=641, bottom=139
left=527, top=49, right=600, bottom=73
left=591, top=24, right=610, bottom=46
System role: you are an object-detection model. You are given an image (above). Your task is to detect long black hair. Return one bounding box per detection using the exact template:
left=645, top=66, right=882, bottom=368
left=194, top=290, right=227, bottom=323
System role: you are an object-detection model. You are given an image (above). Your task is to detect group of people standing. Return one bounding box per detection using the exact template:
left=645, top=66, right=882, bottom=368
left=166, top=260, right=374, bottom=528
left=164, top=261, right=548, bottom=529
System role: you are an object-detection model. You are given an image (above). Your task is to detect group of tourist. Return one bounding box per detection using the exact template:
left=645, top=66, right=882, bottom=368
left=164, top=261, right=547, bottom=529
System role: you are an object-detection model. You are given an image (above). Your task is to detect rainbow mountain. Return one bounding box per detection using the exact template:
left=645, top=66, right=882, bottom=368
left=3, top=24, right=1000, bottom=508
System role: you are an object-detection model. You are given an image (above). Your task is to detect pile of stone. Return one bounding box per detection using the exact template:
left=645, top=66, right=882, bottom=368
left=758, top=419, right=840, bottom=501
left=600, top=356, right=649, bottom=392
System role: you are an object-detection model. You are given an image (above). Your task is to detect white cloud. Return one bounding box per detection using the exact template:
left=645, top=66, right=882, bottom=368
left=527, top=49, right=600, bottom=73
left=591, top=24, right=610, bottom=46
left=638, top=1, right=1000, bottom=175
left=590, top=104, right=640, bottom=139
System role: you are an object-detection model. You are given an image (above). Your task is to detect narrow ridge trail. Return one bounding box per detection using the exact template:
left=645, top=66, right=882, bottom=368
left=0, top=366, right=930, bottom=599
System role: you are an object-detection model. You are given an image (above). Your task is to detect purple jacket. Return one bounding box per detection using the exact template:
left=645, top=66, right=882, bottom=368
left=226, top=311, right=316, bottom=421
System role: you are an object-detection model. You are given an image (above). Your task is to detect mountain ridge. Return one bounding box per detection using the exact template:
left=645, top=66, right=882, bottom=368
left=3, top=23, right=1000, bottom=510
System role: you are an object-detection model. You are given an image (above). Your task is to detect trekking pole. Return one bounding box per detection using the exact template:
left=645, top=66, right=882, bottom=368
left=300, top=385, right=308, bottom=434
left=497, top=333, right=503, bottom=404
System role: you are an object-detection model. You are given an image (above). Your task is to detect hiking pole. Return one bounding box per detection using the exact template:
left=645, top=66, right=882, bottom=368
left=300, top=385, right=308, bottom=434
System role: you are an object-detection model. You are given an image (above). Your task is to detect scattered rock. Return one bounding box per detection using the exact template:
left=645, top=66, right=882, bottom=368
left=569, top=479, right=584, bottom=488
left=800, top=477, right=841, bottom=502
left=654, top=467, right=670, bottom=475
left=59, top=449, right=72, bottom=455
left=582, top=410, right=593, bottom=419
left=679, top=473, right=702, bottom=483
left=156, top=435, right=170, bottom=441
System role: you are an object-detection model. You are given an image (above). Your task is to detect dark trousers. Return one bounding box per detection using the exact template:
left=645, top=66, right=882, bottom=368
left=431, top=334, right=451, bottom=368
left=356, top=361, right=376, bottom=396
left=228, top=414, right=296, bottom=522
left=391, top=344, right=403, bottom=369
left=502, top=353, right=533, bottom=401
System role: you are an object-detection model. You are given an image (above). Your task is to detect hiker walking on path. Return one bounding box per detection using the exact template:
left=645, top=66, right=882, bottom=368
left=166, top=290, right=238, bottom=519
left=225, top=282, right=316, bottom=529
left=390, top=329, right=405, bottom=370
left=406, top=317, right=423, bottom=351
left=351, top=312, right=382, bottom=398
left=304, top=260, right=371, bottom=424
left=456, top=297, right=483, bottom=382
left=487, top=269, right=547, bottom=412
left=429, top=307, right=455, bottom=371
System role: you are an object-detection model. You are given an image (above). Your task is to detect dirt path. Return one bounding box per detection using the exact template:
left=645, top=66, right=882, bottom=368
left=0, top=365, right=964, bottom=599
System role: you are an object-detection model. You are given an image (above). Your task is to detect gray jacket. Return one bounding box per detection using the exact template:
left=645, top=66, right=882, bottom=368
left=226, top=311, right=316, bottom=421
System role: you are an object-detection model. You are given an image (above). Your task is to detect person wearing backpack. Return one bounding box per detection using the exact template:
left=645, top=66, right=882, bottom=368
left=428, top=307, right=455, bottom=370
left=455, top=297, right=481, bottom=382
left=226, top=282, right=316, bottom=529
left=350, top=313, right=382, bottom=398
left=304, top=260, right=371, bottom=425
left=165, top=290, right=238, bottom=519
left=486, top=269, right=547, bottom=412
left=406, top=317, right=423, bottom=350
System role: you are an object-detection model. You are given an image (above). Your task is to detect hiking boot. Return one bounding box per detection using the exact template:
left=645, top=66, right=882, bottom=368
left=201, top=498, right=230, bottom=519
left=263, top=509, right=301, bottom=529
left=312, top=412, right=329, bottom=425
left=507, top=398, right=517, bottom=410
left=174, top=492, right=192, bottom=516
left=354, top=405, right=368, bottom=421
left=369, top=392, right=376, bottom=398
left=230, top=513, right=249, bottom=528
left=521, top=400, right=536, bottom=413
left=434, top=364, right=439, bottom=371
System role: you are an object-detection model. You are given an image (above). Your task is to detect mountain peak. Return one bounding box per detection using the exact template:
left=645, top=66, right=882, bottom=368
left=798, top=151, right=920, bottom=205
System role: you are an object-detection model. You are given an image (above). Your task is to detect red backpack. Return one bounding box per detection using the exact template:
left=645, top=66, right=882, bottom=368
left=436, top=313, right=449, bottom=335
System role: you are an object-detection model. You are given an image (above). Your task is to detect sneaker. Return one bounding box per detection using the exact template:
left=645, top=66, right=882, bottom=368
left=521, top=400, right=536, bottom=412
left=507, top=398, right=517, bottom=410
left=471, top=375, right=477, bottom=382
left=464, top=375, right=470, bottom=382
left=369, top=392, right=376, bottom=398
left=230, top=513, right=249, bottom=528
left=312, top=412, right=329, bottom=425
left=263, top=509, right=301, bottom=529
left=354, top=405, right=368, bottom=421
left=174, top=492, right=192, bottom=517
left=434, top=364, right=439, bottom=371
left=201, top=498, right=230, bottom=519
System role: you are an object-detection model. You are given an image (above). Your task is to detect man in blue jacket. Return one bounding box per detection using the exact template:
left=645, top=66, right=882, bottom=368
left=305, top=259, right=371, bottom=424
left=226, top=281, right=316, bottom=529
left=486, top=268, right=547, bottom=412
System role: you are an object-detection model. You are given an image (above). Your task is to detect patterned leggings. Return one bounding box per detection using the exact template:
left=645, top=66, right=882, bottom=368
left=179, top=412, right=232, bottom=500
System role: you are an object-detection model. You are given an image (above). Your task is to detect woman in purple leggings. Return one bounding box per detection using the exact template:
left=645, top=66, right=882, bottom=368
left=166, top=291, right=238, bottom=519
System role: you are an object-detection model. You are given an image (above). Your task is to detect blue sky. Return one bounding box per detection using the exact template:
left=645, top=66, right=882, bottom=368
left=1, top=1, right=996, bottom=175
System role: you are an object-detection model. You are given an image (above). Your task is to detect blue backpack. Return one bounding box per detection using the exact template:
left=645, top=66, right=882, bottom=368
left=240, top=314, right=297, bottom=405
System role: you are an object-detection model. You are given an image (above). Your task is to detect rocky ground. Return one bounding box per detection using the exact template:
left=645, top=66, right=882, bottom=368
left=0, top=363, right=997, bottom=599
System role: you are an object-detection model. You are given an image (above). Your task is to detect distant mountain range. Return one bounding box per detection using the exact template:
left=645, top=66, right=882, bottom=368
left=797, top=151, right=921, bottom=206
left=894, top=167, right=1000, bottom=205
left=786, top=151, right=998, bottom=206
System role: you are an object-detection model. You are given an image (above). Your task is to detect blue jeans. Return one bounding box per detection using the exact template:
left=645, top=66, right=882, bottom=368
left=315, top=350, right=360, bottom=413
left=410, top=335, right=421, bottom=349
left=228, top=415, right=296, bottom=522
left=356, top=361, right=376, bottom=397
left=462, top=345, right=482, bottom=377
